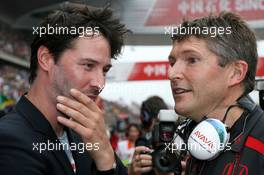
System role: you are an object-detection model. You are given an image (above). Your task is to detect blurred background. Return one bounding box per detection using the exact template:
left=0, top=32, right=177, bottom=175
left=0, top=0, right=264, bottom=140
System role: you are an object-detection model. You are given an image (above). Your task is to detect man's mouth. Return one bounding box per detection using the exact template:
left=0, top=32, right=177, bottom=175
left=173, top=88, right=192, bottom=95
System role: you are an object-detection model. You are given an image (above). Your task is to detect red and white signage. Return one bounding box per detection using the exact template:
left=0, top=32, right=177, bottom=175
left=106, top=61, right=169, bottom=81
left=146, top=0, right=264, bottom=26
left=107, top=57, right=264, bottom=81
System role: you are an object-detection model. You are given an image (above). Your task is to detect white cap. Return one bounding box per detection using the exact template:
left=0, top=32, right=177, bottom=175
left=158, top=110, right=178, bottom=122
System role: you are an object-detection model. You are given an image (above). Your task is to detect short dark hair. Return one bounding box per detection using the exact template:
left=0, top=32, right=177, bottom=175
left=126, top=123, right=141, bottom=137
left=172, top=12, right=258, bottom=95
left=140, top=96, right=168, bottom=120
left=29, top=2, right=128, bottom=84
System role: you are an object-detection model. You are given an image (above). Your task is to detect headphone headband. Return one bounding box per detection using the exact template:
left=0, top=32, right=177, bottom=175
left=237, top=95, right=256, bottom=112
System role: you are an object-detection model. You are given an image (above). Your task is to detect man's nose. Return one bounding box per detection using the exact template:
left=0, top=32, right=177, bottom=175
left=90, top=72, right=105, bottom=92
left=168, top=62, right=184, bottom=81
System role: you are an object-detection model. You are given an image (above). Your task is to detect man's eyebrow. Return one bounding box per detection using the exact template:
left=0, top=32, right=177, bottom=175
left=182, top=50, right=199, bottom=54
left=168, top=50, right=201, bottom=61
left=80, top=58, right=112, bottom=68
left=80, top=58, right=99, bottom=63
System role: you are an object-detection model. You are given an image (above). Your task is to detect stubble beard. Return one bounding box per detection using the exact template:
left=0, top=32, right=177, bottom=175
left=52, top=67, right=75, bottom=119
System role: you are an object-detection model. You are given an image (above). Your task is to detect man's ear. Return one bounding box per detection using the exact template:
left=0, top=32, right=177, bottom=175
left=37, top=46, right=54, bottom=72
left=228, top=60, right=248, bottom=87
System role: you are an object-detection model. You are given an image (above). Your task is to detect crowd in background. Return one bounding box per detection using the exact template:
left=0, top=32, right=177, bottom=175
left=0, top=20, right=31, bottom=116
left=0, top=20, right=30, bottom=61
left=0, top=65, right=29, bottom=115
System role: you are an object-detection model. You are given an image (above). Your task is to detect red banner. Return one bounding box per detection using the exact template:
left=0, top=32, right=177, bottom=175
left=256, top=57, right=264, bottom=77
left=146, top=0, right=264, bottom=26
left=128, top=62, right=169, bottom=80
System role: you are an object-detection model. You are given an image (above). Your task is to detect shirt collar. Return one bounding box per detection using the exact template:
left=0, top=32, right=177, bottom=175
left=15, top=95, right=58, bottom=139
left=230, top=107, right=262, bottom=152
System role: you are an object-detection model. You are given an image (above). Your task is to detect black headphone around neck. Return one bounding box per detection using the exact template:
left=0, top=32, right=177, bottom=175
left=177, top=95, right=256, bottom=161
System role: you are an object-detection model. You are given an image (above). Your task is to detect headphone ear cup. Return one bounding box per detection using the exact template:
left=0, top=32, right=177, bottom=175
left=141, top=110, right=152, bottom=128
left=143, top=111, right=150, bottom=123
left=187, top=118, right=229, bottom=160
left=207, top=131, right=230, bottom=160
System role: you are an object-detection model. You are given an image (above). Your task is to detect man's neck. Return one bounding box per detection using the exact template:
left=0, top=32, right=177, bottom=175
left=206, top=89, right=244, bottom=128
left=223, top=106, right=244, bottom=129
left=26, top=82, right=64, bottom=137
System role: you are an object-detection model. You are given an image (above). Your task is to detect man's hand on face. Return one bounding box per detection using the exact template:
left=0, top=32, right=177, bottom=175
left=56, top=88, right=115, bottom=171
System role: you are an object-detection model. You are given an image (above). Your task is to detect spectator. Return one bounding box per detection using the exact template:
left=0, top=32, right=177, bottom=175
left=116, top=123, right=141, bottom=167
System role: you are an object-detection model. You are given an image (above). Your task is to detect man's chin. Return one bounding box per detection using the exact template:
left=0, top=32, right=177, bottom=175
left=175, top=107, right=203, bottom=122
left=174, top=105, right=194, bottom=118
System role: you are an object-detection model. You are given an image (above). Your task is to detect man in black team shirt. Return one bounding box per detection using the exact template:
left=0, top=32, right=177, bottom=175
left=168, top=12, right=264, bottom=174
left=0, top=3, right=128, bottom=175
left=130, top=12, right=264, bottom=175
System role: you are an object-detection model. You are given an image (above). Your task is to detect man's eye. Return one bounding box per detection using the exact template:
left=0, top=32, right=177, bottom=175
left=168, top=57, right=176, bottom=67
left=187, top=57, right=198, bottom=64
left=103, top=68, right=111, bottom=76
left=169, top=60, right=176, bottom=67
left=84, top=64, right=94, bottom=69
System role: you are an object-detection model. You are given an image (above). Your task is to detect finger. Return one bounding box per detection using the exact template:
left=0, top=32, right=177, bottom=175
left=134, top=146, right=151, bottom=155
left=70, top=88, right=99, bottom=112
left=139, top=154, right=152, bottom=160
left=134, top=155, right=140, bottom=162
left=134, top=156, right=152, bottom=167
left=57, top=96, right=94, bottom=119
left=140, top=159, right=152, bottom=167
left=57, top=116, right=93, bottom=139
left=181, top=160, right=186, bottom=170
left=140, top=167, right=152, bottom=173
left=56, top=104, right=91, bottom=128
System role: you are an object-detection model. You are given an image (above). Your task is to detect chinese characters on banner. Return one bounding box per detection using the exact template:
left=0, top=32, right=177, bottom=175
left=146, top=0, right=264, bottom=26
